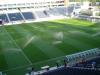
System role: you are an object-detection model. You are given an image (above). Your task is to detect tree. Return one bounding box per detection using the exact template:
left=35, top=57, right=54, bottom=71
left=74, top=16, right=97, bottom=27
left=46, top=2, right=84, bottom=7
left=88, top=0, right=96, bottom=6
left=88, top=0, right=100, bottom=14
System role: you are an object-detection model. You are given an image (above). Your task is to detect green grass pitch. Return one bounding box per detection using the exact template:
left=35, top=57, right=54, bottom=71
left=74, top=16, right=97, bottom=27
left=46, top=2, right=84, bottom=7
left=0, top=19, right=100, bottom=75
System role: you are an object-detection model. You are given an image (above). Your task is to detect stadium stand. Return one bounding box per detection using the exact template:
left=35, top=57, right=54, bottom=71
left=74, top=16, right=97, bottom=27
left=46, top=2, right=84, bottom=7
left=56, top=7, right=67, bottom=16
left=0, top=14, right=9, bottom=23
left=8, top=13, right=23, bottom=21
left=0, top=0, right=100, bottom=74
left=65, top=48, right=100, bottom=66
left=0, top=19, right=2, bottom=24
left=40, top=55, right=100, bottom=75
left=65, top=6, right=74, bottom=16
left=22, top=12, right=36, bottom=20
left=35, top=11, right=49, bottom=18
left=47, top=8, right=61, bottom=16
left=74, top=57, right=100, bottom=68
left=43, top=10, right=50, bottom=16
left=0, top=7, right=70, bottom=25
left=0, top=0, right=71, bottom=25
left=41, top=67, right=100, bottom=75
left=26, top=48, right=100, bottom=75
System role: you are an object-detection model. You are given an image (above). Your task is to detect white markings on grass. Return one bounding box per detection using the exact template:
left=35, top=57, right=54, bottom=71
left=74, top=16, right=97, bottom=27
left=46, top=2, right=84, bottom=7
left=3, top=64, right=31, bottom=72
left=2, top=27, right=33, bottom=65
left=3, top=55, right=65, bottom=72
left=4, top=48, right=21, bottom=52
left=54, top=32, right=64, bottom=40
left=52, top=32, right=63, bottom=45
left=92, top=32, right=100, bottom=37
left=2, top=27, right=64, bottom=73
left=23, top=36, right=36, bottom=48
left=52, top=41, right=62, bottom=45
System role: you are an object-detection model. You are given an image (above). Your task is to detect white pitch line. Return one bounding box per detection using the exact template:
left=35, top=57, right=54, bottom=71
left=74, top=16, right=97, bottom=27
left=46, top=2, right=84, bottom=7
left=3, top=64, right=31, bottom=72
left=92, top=32, right=100, bottom=37
left=2, top=27, right=32, bottom=65
left=3, top=55, right=65, bottom=72
left=1, top=27, right=65, bottom=73
left=23, top=36, right=36, bottom=48
left=4, top=55, right=100, bottom=72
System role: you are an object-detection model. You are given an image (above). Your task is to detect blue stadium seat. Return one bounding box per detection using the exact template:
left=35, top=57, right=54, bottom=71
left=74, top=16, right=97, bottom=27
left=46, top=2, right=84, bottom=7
left=22, top=12, right=35, bottom=20
left=35, top=11, right=49, bottom=18
left=0, top=14, right=9, bottom=23
left=57, top=7, right=67, bottom=15
left=42, top=67, right=100, bottom=75
left=41, top=57, right=100, bottom=75
left=48, top=8, right=61, bottom=16
left=8, top=13, right=23, bottom=21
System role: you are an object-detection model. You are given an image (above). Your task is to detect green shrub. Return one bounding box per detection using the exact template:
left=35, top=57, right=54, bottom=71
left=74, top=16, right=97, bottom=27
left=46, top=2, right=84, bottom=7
left=96, top=12, right=100, bottom=16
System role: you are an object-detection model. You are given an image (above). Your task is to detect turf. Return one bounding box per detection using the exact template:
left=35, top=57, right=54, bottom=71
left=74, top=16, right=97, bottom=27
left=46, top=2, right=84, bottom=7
left=0, top=19, right=100, bottom=75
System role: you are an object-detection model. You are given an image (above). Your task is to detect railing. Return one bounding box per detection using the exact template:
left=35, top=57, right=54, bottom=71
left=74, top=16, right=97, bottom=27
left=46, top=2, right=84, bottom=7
left=24, top=48, right=100, bottom=75
left=65, top=48, right=100, bottom=66
left=75, top=15, right=100, bottom=23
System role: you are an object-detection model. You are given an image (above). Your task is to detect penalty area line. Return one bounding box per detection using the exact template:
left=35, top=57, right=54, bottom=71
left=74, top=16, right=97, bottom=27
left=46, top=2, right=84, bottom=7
left=3, top=64, right=32, bottom=72
left=3, top=55, right=65, bottom=72
left=2, top=27, right=33, bottom=65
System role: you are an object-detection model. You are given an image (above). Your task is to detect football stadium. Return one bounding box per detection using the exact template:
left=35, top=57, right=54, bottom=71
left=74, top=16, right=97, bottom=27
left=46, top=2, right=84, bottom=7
left=0, top=0, right=100, bottom=75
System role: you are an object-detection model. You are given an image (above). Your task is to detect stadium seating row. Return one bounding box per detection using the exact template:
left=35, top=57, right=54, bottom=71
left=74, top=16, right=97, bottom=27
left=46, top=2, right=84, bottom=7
left=0, top=12, right=35, bottom=23
left=74, top=56, right=100, bottom=68
left=41, top=67, right=100, bottom=75
left=25, top=48, right=100, bottom=75
left=41, top=56, right=100, bottom=75
left=0, top=7, right=75, bottom=24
